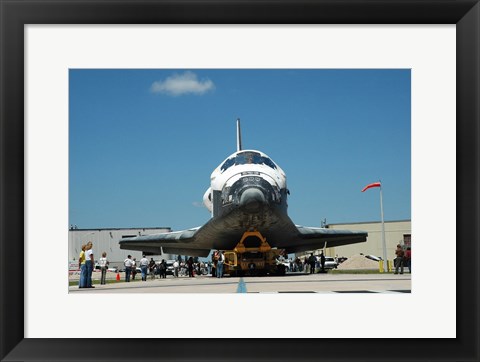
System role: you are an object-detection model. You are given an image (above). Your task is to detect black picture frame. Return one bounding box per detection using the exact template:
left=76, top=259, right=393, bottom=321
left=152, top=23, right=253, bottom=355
left=1, top=1, right=478, bottom=361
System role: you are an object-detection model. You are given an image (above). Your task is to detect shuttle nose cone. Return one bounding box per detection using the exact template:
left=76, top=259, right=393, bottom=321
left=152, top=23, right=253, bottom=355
left=239, top=188, right=266, bottom=212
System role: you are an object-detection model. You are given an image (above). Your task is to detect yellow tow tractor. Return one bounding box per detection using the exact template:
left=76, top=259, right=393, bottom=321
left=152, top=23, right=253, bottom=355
left=223, top=229, right=288, bottom=276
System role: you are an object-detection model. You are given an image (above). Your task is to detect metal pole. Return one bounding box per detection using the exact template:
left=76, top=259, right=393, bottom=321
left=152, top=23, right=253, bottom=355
left=380, top=184, right=388, bottom=272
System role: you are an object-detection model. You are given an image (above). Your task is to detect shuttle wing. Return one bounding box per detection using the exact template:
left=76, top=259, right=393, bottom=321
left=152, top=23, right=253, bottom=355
left=118, top=215, right=250, bottom=257
left=118, top=226, right=212, bottom=257
left=280, top=225, right=368, bottom=254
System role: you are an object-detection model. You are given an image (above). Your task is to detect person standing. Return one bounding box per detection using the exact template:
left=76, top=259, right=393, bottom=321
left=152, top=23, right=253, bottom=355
left=405, top=247, right=412, bottom=273
left=148, top=258, right=156, bottom=279
left=173, top=260, right=179, bottom=277
left=187, top=257, right=194, bottom=278
left=308, top=253, right=316, bottom=274
left=99, top=251, right=109, bottom=285
left=394, top=244, right=405, bottom=274
left=78, top=244, right=87, bottom=288
left=131, top=258, right=137, bottom=280
left=140, top=255, right=149, bottom=281
left=216, top=250, right=225, bottom=278
left=160, top=259, right=167, bottom=279
left=157, top=259, right=164, bottom=278
left=124, top=255, right=133, bottom=282
left=212, top=251, right=219, bottom=277
left=85, top=241, right=95, bottom=288
left=320, top=251, right=326, bottom=273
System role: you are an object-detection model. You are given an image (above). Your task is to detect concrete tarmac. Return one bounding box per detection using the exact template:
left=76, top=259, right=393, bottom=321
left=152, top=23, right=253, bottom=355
left=69, top=272, right=411, bottom=294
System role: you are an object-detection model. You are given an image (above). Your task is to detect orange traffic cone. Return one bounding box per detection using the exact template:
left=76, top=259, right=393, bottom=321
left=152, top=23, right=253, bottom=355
left=116, top=273, right=120, bottom=281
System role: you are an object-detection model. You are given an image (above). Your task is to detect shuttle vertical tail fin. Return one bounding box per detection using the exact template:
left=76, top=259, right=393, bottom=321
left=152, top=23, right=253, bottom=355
left=236, top=118, right=242, bottom=152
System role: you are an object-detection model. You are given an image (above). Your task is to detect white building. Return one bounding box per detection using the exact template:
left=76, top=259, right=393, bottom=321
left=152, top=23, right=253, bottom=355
left=299, top=219, right=411, bottom=261
left=68, top=227, right=173, bottom=268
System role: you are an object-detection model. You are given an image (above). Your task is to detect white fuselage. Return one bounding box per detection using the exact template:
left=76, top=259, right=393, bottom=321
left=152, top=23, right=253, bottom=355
left=203, top=149, right=287, bottom=216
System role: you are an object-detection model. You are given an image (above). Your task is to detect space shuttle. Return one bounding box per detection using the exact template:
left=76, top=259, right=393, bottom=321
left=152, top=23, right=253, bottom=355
left=119, top=119, right=367, bottom=257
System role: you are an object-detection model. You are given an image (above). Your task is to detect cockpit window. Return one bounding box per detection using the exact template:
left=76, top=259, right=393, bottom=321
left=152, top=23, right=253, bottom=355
left=220, top=151, right=277, bottom=172
left=220, top=157, right=235, bottom=172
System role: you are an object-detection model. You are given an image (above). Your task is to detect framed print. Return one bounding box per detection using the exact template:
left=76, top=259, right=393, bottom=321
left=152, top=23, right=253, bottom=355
left=1, top=0, right=479, bottom=361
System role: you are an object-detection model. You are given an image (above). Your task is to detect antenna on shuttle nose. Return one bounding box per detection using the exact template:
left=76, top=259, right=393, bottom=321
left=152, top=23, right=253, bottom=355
left=236, top=118, right=242, bottom=152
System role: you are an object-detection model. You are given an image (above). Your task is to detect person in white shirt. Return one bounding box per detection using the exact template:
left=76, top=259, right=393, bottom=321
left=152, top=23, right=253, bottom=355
left=139, top=255, right=149, bottom=281
left=173, top=260, right=179, bottom=277
left=99, top=252, right=109, bottom=285
left=124, top=255, right=133, bottom=282
left=85, top=241, right=95, bottom=288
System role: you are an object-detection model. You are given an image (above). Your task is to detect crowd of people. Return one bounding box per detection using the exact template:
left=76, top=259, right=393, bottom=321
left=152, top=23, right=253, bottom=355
left=280, top=253, right=328, bottom=274
left=77, top=242, right=412, bottom=288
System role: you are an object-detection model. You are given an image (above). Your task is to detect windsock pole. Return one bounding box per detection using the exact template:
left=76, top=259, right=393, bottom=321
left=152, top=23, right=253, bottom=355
left=379, top=184, right=387, bottom=272
left=362, top=181, right=387, bottom=272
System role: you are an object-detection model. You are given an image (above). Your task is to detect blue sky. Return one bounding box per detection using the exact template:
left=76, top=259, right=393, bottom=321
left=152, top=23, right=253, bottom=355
left=69, top=69, right=410, bottom=231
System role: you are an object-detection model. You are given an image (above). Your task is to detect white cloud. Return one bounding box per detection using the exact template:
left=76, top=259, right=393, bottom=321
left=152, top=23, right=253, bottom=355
left=192, top=201, right=204, bottom=208
left=150, top=71, right=215, bottom=96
